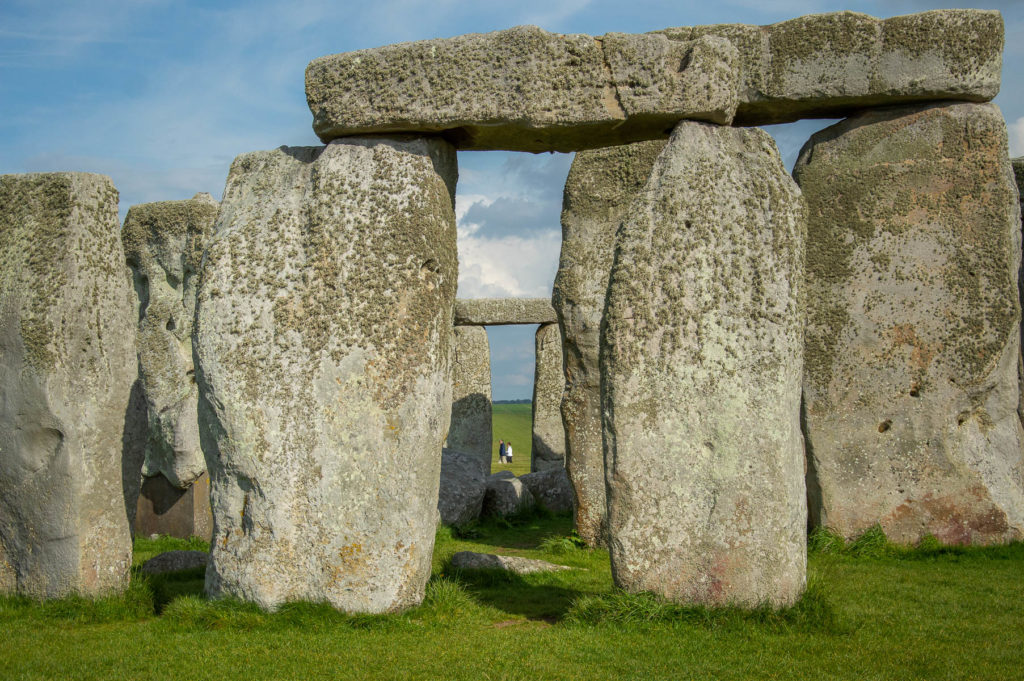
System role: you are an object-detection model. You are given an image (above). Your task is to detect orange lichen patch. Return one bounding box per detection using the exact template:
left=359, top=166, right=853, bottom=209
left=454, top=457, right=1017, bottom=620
left=884, top=486, right=1014, bottom=545
left=886, top=323, right=936, bottom=371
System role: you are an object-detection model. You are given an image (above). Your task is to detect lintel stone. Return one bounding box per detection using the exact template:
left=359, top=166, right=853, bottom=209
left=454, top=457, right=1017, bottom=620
left=454, top=298, right=557, bottom=326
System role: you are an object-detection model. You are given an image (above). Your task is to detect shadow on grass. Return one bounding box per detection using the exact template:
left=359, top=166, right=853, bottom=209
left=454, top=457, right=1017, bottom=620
left=443, top=566, right=588, bottom=622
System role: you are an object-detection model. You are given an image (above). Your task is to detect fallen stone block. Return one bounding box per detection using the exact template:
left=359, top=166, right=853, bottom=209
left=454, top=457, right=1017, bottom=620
left=519, top=468, right=574, bottom=514
left=0, top=172, right=136, bottom=598
left=450, top=551, right=573, bottom=574
left=141, top=550, right=208, bottom=575
left=603, top=120, right=807, bottom=607
left=438, top=449, right=486, bottom=527
left=483, top=474, right=535, bottom=517
left=795, top=102, right=1024, bottom=546
left=195, top=138, right=458, bottom=613
left=553, top=139, right=666, bottom=546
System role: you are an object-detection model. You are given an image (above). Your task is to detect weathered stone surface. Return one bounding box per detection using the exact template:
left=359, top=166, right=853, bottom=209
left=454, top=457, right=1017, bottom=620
left=307, top=11, right=1000, bottom=151
left=795, top=102, right=1024, bottom=546
left=307, top=26, right=739, bottom=152
left=446, top=326, right=491, bottom=476
left=531, top=323, right=566, bottom=473
left=141, top=550, right=208, bottom=575
left=1014, top=157, right=1024, bottom=426
left=483, top=474, right=535, bottom=517
left=519, top=467, right=574, bottom=514
left=553, top=139, right=666, bottom=546
left=123, top=193, right=219, bottom=490
left=438, top=449, right=486, bottom=527
left=0, top=173, right=136, bottom=598
left=134, top=472, right=213, bottom=542
left=194, top=138, right=458, bottom=612
left=450, top=551, right=572, bottom=574
left=453, top=298, right=556, bottom=326
left=661, top=10, right=1002, bottom=126
left=603, top=121, right=807, bottom=607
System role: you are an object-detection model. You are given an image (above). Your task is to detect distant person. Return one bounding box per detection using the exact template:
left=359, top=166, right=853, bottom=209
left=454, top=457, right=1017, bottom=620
left=499, top=439, right=506, bottom=464
left=505, top=441, right=513, bottom=465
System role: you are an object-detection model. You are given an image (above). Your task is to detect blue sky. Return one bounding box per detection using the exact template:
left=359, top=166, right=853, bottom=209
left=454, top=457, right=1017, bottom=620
left=2, top=0, right=1022, bottom=400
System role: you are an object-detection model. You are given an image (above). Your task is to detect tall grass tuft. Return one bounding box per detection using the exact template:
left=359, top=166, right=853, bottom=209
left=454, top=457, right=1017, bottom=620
left=537, top=531, right=588, bottom=555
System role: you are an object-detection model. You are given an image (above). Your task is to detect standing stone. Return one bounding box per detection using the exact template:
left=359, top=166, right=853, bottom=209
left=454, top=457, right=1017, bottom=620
left=1014, top=157, right=1024, bottom=427
left=195, top=138, right=458, bottom=612
left=122, top=194, right=219, bottom=489
left=795, top=102, right=1024, bottom=545
left=446, top=325, right=492, bottom=477
left=553, top=140, right=666, bottom=546
left=531, top=323, right=566, bottom=472
left=437, top=448, right=486, bottom=526
left=0, top=173, right=136, bottom=598
left=602, top=122, right=807, bottom=607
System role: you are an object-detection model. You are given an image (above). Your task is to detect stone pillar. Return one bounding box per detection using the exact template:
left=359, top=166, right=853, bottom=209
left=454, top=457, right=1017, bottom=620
left=446, top=325, right=492, bottom=477
left=0, top=173, right=136, bottom=598
left=1014, top=157, right=1024, bottom=427
left=602, top=122, right=807, bottom=607
left=795, top=102, right=1024, bottom=545
left=531, top=323, right=566, bottom=472
left=134, top=472, right=213, bottom=542
left=195, top=138, right=457, bottom=612
left=553, top=140, right=666, bottom=546
left=122, top=193, right=219, bottom=538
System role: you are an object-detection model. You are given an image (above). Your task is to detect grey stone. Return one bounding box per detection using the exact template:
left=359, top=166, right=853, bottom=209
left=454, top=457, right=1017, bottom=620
left=602, top=121, right=807, bottom=607
left=446, top=326, right=491, bottom=477
left=307, top=26, right=739, bottom=152
left=483, top=474, right=535, bottom=517
left=450, top=551, right=572, bottom=574
left=438, top=448, right=486, bottom=527
left=490, top=470, right=516, bottom=481
left=795, top=102, right=1024, bottom=546
left=660, top=9, right=1002, bottom=126
left=134, top=472, right=213, bottom=542
left=519, top=468, right=574, bottom=514
left=0, top=173, right=136, bottom=598
left=531, top=323, right=565, bottom=472
left=194, top=138, right=458, bottom=613
left=553, top=139, right=667, bottom=547
left=122, top=193, right=219, bottom=490
left=306, top=11, right=1000, bottom=152
left=1014, top=157, right=1024, bottom=427
left=453, top=298, right=556, bottom=326
left=141, top=550, right=208, bottom=575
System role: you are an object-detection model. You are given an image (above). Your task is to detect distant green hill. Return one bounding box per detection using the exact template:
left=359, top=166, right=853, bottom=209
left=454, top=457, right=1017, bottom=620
left=490, top=403, right=532, bottom=476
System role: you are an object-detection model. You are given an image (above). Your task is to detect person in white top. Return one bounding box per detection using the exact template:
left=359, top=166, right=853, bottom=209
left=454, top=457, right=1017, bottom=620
left=505, top=441, right=513, bottom=464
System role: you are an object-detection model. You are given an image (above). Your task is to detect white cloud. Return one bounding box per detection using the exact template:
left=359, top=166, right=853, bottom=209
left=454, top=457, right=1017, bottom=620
left=456, top=228, right=562, bottom=299
left=1009, top=117, right=1024, bottom=158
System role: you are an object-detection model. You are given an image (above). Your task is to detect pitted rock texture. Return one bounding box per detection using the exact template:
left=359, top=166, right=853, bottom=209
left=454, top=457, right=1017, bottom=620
left=519, top=467, right=574, bottom=514
left=307, top=25, right=739, bottom=152
left=450, top=551, right=572, bottom=574
left=602, top=121, right=807, bottom=607
left=553, top=139, right=666, bottom=547
left=531, top=323, right=566, bottom=472
left=446, top=326, right=491, bottom=476
left=194, top=138, right=458, bottom=613
left=1014, top=157, right=1024, bottom=426
left=438, top=448, right=486, bottom=527
left=307, top=10, right=1000, bottom=151
left=122, top=193, right=219, bottom=490
left=795, top=102, right=1024, bottom=546
left=483, top=473, right=535, bottom=517
left=0, top=173, right=136, bottom=598
left=659, top=9, right=1002, bottom=126
left=453, top=298, right=557, bottom=326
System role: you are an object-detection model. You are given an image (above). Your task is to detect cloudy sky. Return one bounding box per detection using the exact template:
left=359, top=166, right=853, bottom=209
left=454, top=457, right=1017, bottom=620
left=2, top=0, right=1022, bottom=399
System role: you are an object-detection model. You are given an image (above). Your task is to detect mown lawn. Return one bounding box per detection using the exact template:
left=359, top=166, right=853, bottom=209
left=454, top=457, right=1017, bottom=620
left=490, top=402, right=532, bottom=476
left=2, top=516, right=1022, bottom=681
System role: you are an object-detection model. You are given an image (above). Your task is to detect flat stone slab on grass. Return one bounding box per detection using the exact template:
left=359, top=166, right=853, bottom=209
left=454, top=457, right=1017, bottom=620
left=141, top=550, right=209, bottom=575
left=453, top=298, right=557, bottom=326
left=306, top=10, right=1001, bottom=151
left=450, top=551, right=573, bottom=574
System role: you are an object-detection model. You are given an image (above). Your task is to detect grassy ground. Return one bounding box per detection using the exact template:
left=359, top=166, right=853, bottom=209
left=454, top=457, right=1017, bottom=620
left=490, top=402, right=532, bottom=476
left=2, top=517, right=1022, bottom=680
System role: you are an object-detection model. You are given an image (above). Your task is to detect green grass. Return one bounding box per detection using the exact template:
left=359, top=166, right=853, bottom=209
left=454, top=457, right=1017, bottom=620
left=2, top=522, right=1023, bottom=680
left=490, top=402, right=533, bottom=476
